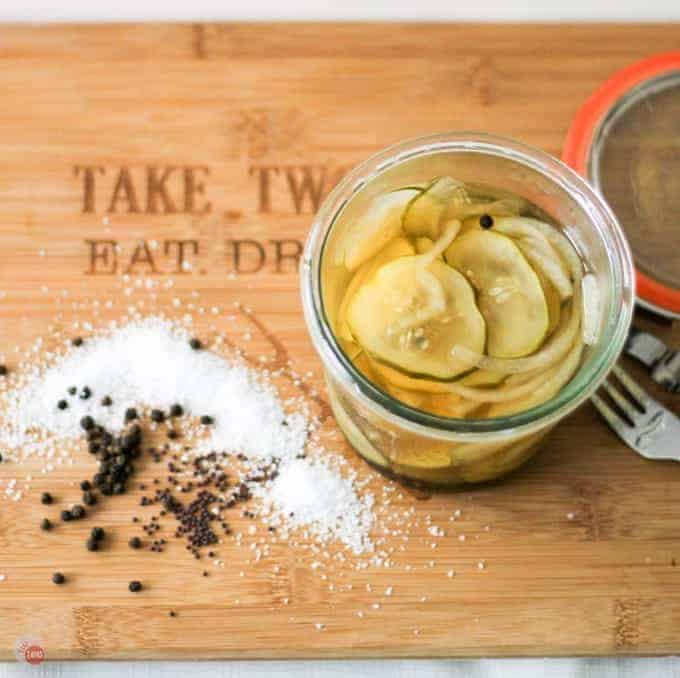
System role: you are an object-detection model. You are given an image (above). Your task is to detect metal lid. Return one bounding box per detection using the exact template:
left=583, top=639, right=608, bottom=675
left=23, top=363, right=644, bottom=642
left=563, top=52, right=680, bottom=319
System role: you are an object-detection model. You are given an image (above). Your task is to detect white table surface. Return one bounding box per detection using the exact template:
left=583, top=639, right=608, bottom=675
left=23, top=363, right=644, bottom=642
left=1, top=1, right=679, bottom=675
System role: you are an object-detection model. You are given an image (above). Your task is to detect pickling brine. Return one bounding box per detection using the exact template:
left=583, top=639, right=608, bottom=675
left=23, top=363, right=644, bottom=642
left=325, top=176, right=587, bottom=484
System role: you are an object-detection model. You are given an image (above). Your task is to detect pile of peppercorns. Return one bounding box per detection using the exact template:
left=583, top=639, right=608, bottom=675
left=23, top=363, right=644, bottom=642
left=38, top=335, right=279, bottom=594
left=40, top=410, right=145, bottom=592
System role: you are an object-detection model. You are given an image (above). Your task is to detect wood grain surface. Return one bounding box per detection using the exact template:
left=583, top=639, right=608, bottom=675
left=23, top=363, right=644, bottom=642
left=0, top=23, right=679, bottom=661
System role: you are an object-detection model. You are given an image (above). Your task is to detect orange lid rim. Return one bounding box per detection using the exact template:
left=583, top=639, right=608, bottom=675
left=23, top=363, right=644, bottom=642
left=562, top=52, right=680, bottom=315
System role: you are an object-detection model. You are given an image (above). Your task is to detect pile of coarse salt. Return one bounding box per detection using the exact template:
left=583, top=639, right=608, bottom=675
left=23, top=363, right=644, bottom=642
left=0, top=316, right=375, bottom=554
left=0, top=317, right=307, bottom=462
left=255, top=457, right=375, bottom=555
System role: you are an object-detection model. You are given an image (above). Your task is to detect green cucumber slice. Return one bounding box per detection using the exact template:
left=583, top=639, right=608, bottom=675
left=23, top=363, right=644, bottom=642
left=445, top=230, right=549, bottom=358
left=346, top=257, right=485, bottom=379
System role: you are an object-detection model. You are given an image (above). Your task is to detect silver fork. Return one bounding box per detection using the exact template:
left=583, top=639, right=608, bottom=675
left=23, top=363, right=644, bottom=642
left=592, top=364, right=680, bottom=461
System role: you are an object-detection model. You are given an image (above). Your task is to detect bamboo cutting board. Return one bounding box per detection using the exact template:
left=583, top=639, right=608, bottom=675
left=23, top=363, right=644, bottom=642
left=0, top=23, right=679, bottom=661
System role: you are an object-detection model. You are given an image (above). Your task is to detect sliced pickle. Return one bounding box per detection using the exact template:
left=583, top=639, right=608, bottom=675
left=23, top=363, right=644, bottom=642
left=327, top=386, right=390, bottom=469
left=536, top=270, right=562, bottom=336
left=346, top=257, right=485, bottom=380
left=403, top=177, right=467, bottom=239
left=380, top=382, right=429, bottom=409
left=491, top=217, right=578, bottom=289
left=457, top=215, right=573, bottom=300
left=415, top=237, right=435, bottom=255
left=486, top=341, right=582, bottom=417
left=352, top=351, right=378, bottom=381
left=458, top=369, right=505, bottom=387
left=389, top=440, right=453, bottom=470
left=343, top=188, right=421, bottom=271
left=427, top=393, right=482, bottom=418
left=368, top=359, right=456, bottom=394
left=342, top=339, right=363, bottom=361
left=514, top=238, right=573, bottom=301
left=370, top=358, right=503, bottom=394
left=337, top=237, right=415, bottom=343
left=444, top=230, right=549, bottom=358
left=456, top=429, right=547, bottom=483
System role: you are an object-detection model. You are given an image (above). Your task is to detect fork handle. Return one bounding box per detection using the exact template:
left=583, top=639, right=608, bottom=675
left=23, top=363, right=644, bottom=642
left=625, top=329, right=680, bottom=394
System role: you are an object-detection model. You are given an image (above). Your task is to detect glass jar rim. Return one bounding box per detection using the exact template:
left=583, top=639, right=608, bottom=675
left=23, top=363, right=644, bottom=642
left=301, top=132, right=635, bottom=442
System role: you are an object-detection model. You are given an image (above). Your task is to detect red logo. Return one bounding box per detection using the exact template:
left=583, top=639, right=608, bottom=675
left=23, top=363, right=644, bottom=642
left=14, top=636, right=46, bottom=665
left=24, top=644, right=45, bottom=665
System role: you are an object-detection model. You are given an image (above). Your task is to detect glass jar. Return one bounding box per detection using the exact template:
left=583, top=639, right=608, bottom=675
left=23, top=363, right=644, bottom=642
left=301, top=133, right=635, bottom=486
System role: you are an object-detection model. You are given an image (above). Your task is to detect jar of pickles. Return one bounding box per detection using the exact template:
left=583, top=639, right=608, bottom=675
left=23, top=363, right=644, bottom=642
left=301, top=133, right=635, bottom=486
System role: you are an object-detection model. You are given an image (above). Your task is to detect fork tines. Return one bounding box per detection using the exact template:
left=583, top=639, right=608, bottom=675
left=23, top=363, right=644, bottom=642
left=592, top=365, right=649, bottom=434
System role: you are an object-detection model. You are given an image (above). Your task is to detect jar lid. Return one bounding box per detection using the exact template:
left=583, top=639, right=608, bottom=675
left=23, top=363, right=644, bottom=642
left=563, top=52, right=680, bottom=319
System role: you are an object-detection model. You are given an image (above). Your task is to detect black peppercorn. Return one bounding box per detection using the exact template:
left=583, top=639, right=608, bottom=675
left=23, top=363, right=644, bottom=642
left=72, top=337, right=84, bottom=347
left=0, top=365, right=7, bottom=377
left=167, top=430, right=179, bottom=440
left=128, top=536, right=142, bottom=549
left=151, top=409, right=165, bottom=423
left=71, top=505, right=86, bottom=520
left=41, top=492, right=53, bottom=505
left=60, top=509, right=72, bottom=522
left=128, top=580, right=142, bottom=592
left=80, top=480, right=92, bottom=491
left=189, top=338, right=202, bottom=350
left=68, top=386, right=77, bottom=396
left=170, top=404, right=184, bottom=417
left=479, top=214, right=494, bottom=229
left=40, top=518, right=52, bottom=531
left=200, top=415, right=214, bottom=426
left=169, top=610, right=177, bottom=617
left=52, top=572, right=65, bottom=585
left=124, top=407, right=138, bottom=422
left=83, top=491, right=97, bottom=506
left=91, top=526, right=105, bottom=541
left=86, top=537, right=99, bottom=552
left=101, top=396, right=113, bottom=407
left=57, top=399, right=69, bottom=410
left=80, top=416, right=95, bottom=431
left=79, top=386, right=92, bottom=400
